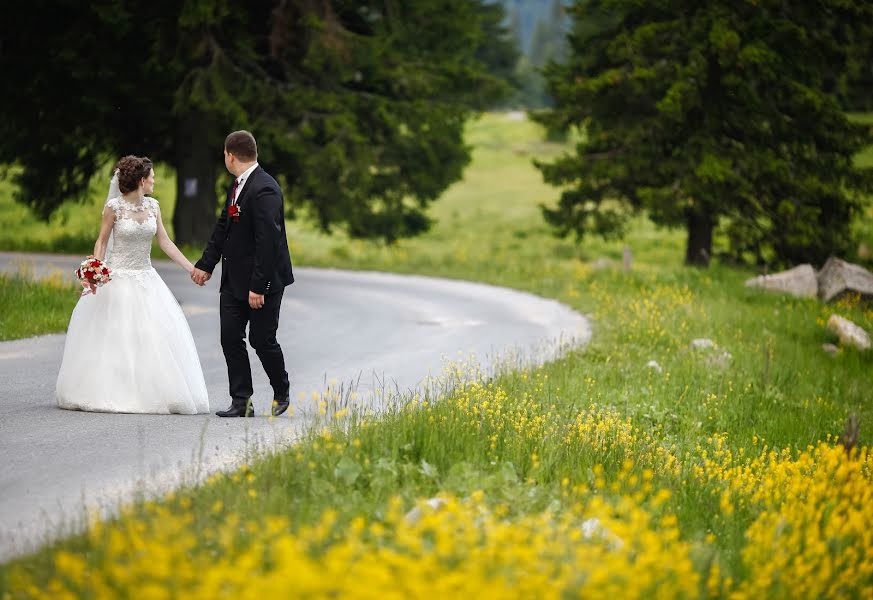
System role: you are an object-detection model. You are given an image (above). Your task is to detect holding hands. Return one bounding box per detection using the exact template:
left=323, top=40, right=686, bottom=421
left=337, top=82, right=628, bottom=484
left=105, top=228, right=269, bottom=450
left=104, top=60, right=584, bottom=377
left=190, top=267, right=263, bottom=309
left=191, top=268, right=211, bottom=286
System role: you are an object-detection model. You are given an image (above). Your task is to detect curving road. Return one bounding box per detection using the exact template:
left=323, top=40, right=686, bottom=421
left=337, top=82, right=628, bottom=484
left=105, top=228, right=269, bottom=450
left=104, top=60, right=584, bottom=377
left=0, top=252, right=589, bottom=560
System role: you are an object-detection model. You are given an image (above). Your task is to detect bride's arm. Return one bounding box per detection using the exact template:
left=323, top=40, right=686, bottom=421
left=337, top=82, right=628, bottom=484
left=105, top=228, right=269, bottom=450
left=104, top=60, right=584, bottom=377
left=93, top=205, right=115, bottom=261
left=155, top=206, right=195, bottom=274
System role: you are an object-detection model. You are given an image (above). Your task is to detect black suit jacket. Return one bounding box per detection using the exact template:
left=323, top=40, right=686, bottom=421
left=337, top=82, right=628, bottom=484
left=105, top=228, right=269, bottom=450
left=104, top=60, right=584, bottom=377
left=195, top=166, right=294, bottom=301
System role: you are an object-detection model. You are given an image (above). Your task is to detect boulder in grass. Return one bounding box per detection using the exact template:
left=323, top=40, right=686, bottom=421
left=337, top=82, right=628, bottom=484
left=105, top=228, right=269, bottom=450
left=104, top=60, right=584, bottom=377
left=744, top=264, right=818, bottom=298
left=826, top=315, right=871, bottom=351
left=817, top=257, right=873, bottom=304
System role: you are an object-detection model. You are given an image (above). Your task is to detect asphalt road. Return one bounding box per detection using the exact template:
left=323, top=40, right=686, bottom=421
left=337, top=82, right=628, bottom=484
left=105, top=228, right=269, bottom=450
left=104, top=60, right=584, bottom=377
left=0, top=251, right=589, bottom=559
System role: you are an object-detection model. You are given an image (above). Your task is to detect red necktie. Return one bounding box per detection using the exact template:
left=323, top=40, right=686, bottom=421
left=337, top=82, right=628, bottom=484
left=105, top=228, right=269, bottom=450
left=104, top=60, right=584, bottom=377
left=231, top=179, right=240, bottom=204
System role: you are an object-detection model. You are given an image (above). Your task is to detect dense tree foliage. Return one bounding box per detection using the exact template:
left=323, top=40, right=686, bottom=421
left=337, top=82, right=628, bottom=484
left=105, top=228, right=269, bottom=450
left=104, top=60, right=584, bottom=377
left=536, top=0, right=873, bottom=266
left=0, top=0, right=513, bottom=244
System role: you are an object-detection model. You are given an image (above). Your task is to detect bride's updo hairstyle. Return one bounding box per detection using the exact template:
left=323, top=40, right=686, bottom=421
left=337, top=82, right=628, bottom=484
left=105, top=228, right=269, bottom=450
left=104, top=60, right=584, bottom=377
left=115, top=155, right=154, bottom=194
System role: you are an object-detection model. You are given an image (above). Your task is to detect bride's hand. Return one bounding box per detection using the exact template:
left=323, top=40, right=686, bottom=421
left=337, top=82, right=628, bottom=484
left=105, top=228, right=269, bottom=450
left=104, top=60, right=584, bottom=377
left=191, top=267, right=211, bottom=286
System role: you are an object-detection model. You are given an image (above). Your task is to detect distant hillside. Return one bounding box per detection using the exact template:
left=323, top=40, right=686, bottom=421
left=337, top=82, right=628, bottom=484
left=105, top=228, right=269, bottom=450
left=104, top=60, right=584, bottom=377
left=499, top=0, right=569, bottom=55
left=496, top=0, right=570, bottom=107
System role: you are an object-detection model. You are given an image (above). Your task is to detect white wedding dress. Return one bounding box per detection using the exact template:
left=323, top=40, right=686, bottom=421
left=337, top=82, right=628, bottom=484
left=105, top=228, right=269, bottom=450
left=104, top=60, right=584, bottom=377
left=56, top=197, right=210, bottom=414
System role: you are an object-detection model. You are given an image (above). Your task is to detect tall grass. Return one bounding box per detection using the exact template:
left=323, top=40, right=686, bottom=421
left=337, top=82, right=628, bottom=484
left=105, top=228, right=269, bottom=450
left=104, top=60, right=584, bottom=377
left=0, top=273, right=79, bottom=340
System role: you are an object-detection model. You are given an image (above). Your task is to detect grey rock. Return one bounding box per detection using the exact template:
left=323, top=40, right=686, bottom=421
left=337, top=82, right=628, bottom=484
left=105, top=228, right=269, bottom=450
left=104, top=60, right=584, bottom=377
left=744, top=264, right=818, bottom=298
left=827, top=315, right=871, bottom=351
left=817, top=257, right=873, bottom=304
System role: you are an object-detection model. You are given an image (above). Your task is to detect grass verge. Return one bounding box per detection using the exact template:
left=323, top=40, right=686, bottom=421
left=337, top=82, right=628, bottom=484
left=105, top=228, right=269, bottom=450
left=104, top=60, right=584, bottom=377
left=0, top=273, right=79, bottom=341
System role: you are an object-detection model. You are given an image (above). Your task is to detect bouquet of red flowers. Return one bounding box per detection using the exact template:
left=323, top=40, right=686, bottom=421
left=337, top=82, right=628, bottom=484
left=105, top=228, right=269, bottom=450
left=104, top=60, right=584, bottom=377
left=75, top=256, right=112, bottom=296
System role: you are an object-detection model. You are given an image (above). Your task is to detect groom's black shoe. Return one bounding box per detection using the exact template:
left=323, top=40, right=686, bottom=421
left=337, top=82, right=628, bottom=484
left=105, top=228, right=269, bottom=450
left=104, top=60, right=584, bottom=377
left=272, top=396, right=290, bottom=417
left=216, top=399, right=255, bottom=417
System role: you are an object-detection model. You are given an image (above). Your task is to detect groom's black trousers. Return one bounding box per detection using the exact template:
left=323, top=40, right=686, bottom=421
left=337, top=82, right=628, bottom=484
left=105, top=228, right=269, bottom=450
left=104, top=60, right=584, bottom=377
left=220, top=290, right=290, bottom=405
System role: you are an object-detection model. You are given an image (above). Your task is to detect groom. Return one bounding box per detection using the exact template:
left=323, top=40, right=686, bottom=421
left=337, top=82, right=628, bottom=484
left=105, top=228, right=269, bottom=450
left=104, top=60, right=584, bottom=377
left=192, top=130, right=295, bottom=417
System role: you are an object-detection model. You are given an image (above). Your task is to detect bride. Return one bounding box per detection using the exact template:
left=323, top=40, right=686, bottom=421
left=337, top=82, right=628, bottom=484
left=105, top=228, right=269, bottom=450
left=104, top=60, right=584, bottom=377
left=56, top=156, right=210, bottom=414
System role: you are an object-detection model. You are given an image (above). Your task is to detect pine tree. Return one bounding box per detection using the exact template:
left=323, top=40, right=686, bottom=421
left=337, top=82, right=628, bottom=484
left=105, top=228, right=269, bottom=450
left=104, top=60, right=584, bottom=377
left=536, top=0, right=873, bottom=266
left=474, top=0, right=521, bottom=107
left=0, top=0, right=512, bottom=245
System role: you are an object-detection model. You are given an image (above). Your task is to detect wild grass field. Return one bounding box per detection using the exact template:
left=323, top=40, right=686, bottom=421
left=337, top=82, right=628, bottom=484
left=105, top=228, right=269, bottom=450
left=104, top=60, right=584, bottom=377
left=1, top=113, right=872, bottom=598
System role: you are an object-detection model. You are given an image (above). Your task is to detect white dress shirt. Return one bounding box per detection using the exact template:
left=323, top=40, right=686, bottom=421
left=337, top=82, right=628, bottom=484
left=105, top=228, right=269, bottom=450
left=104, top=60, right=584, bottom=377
left=232, top=162, right=259, bottom=205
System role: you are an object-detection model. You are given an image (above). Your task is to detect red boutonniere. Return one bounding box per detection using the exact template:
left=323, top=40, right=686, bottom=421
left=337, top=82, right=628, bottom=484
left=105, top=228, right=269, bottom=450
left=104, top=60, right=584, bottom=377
left=228, top=204, right=241, bottom=222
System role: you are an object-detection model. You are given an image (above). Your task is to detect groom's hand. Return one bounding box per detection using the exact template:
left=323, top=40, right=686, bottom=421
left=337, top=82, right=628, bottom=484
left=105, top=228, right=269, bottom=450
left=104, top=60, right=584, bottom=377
left=191, top=268, right=211, bottom=286
left=249, top=291, right=265, bottom=310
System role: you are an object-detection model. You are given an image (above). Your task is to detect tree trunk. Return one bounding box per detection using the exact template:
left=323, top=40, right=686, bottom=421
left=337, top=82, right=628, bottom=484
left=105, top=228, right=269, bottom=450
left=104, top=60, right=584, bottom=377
left=172, top=112, right=219, bottom=248
left=685, top=210, right=713, bottom=267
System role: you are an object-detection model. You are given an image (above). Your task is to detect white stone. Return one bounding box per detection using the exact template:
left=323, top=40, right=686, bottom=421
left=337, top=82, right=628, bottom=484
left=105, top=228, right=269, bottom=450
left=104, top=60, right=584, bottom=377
left=425, top=497, right=446, bottom=510
left=744, top=264, right=818, bottom=298
left=826, top=315, right=871, bottom=351
left=580, top=517, right=624, bottom=549
left=404, top=497, right=448, bottom=524
left=645, top=360, right=663, bottom=373
left=581, top=517, right=602, bottom=539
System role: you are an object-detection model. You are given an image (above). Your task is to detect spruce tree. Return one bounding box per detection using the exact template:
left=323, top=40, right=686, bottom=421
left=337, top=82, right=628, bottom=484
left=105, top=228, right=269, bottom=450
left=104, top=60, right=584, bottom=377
left=536, top=0, right=873, bottom=266
left=0, top=0, right=513, bottom=245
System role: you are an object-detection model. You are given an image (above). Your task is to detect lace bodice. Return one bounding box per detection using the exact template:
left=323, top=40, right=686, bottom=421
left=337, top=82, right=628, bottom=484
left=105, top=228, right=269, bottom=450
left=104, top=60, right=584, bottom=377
left=105, top=196, right=159, bottom=272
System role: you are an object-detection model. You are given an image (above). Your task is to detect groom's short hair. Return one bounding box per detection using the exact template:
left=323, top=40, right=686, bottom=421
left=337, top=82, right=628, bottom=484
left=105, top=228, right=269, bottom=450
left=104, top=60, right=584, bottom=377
left=225, top=130, right=258, bottom=162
